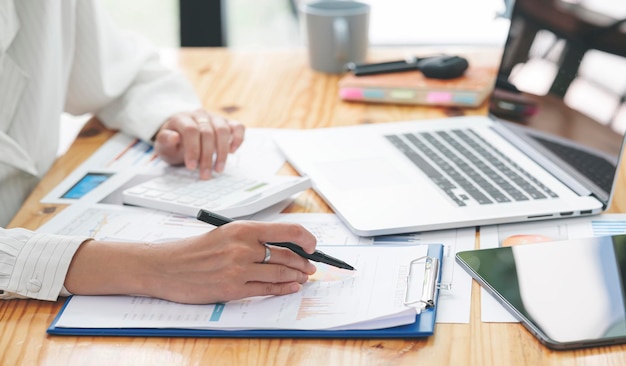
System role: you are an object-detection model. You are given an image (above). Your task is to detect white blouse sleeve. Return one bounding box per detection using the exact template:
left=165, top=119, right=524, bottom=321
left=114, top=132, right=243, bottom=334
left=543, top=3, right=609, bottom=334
left=0, top=228, right=88, bottom=301
left=64, top=0, right=202, bottom=142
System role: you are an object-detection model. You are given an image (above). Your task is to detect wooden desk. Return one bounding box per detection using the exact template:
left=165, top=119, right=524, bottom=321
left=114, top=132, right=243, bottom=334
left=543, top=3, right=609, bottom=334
left=3, top=48, right=626, bottom=365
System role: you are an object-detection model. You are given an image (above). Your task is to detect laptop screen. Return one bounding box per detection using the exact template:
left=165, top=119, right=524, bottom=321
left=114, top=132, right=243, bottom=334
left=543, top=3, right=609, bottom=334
left=489, top=0, right=626, bottom=200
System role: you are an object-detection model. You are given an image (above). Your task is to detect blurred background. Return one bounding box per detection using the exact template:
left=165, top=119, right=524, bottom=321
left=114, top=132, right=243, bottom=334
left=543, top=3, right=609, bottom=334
left=101, top=0, right=626, bottom=132
left=61, top=0, right=512, bottom=155
left=100, top=0, right=512, bottom=48
left=60, top=0, right=626, bottom=154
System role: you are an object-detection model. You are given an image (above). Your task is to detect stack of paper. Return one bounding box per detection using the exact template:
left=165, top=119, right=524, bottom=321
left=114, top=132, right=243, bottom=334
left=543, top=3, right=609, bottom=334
left=53, top=245, right=431, bottom=331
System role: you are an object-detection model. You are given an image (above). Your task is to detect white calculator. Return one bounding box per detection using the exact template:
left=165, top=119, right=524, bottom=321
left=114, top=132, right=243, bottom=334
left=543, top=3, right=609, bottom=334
left=122, top=168, right=311, bottom=217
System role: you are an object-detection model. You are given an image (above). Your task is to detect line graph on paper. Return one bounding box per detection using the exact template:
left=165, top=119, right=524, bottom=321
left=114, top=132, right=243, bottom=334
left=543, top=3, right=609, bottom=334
left=88, top=212, right=109, bottom=238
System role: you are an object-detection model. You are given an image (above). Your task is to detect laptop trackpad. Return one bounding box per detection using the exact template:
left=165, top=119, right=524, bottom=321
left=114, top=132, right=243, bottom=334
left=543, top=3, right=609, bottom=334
left=315, top=158, right=409, bottom=190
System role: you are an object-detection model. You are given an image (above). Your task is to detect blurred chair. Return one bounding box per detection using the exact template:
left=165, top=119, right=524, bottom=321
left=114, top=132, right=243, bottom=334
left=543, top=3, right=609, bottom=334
left=500, top=0, right=626, bottom=130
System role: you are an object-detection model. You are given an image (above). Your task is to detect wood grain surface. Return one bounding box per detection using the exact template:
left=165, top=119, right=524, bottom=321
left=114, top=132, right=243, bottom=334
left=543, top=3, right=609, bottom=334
left=3, top=47, right=625, bottom=366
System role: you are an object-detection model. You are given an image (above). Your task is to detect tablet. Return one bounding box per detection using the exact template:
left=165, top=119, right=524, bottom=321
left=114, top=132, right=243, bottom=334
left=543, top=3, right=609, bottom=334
left=456, top=234, right=626, bottom=350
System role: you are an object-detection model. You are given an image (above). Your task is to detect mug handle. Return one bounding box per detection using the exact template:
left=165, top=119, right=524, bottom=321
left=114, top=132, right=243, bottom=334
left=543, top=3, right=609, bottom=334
left=333, top=17, right=348, bottom=62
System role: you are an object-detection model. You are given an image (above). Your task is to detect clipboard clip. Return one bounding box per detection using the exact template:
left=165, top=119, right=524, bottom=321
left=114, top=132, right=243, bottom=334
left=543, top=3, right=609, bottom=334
left=404, top=256, right=442, bottom=310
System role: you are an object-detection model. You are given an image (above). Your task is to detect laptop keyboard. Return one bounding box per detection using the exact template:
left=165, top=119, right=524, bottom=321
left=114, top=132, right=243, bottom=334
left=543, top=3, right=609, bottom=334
left=531, top=135, right=615, bottom=193
left=385, top=129, right=559, bottom=206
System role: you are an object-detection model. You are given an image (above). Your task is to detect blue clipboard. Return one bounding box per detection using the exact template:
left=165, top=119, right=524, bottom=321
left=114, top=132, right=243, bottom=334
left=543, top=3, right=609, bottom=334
left=47, top=244, right=443, bottom=338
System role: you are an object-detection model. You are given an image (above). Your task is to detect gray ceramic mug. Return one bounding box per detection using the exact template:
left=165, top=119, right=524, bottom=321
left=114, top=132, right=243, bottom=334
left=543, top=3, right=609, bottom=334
left=302, top=1, right=370, bottom=74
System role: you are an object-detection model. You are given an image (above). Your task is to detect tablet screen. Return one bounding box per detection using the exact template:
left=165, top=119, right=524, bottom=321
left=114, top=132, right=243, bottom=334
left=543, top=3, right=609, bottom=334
left=457, top=235, right=626, bottom=349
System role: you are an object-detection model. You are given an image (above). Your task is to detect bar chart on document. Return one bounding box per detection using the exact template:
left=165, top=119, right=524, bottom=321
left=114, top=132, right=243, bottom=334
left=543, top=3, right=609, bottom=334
left=296, top=263, right=362, bottom=320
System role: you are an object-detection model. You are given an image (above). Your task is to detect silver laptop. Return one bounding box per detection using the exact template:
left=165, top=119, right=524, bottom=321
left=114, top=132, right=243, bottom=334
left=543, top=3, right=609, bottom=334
left=275, top=0, right=626, bottom=236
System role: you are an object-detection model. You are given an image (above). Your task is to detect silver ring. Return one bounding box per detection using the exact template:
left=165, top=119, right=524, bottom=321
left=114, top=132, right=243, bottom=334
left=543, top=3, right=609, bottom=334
left=262, top=245, right=271, bottom=263
left=194, top=116, right=209, bottom=125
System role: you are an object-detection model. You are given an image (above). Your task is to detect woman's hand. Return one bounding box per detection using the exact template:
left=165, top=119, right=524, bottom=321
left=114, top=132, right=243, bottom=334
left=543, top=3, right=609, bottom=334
left=64, top=221, right=318, bottom=304
left=153, top=109, right=245, bottom=179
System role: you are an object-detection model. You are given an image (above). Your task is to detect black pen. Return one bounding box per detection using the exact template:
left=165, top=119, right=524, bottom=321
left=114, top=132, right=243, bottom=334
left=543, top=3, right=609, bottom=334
left=196, top=209, right=355, bottom=271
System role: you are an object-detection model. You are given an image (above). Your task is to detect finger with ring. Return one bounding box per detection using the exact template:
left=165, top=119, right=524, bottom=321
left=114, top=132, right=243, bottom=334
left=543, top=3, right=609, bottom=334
left=262, top=244, right=271, bottom=263
left=194, top=116, right=210, bottom=125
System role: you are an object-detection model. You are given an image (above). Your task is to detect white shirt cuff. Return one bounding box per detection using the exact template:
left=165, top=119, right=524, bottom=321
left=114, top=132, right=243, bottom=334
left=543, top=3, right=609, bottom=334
left=4, top=230, right=88, bottom=301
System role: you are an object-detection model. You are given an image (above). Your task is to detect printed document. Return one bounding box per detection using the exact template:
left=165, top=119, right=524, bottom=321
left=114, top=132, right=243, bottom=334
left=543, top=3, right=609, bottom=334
left=54, top=245, right=430, bottom=330
left=38, top=203, right=474, bottom=324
